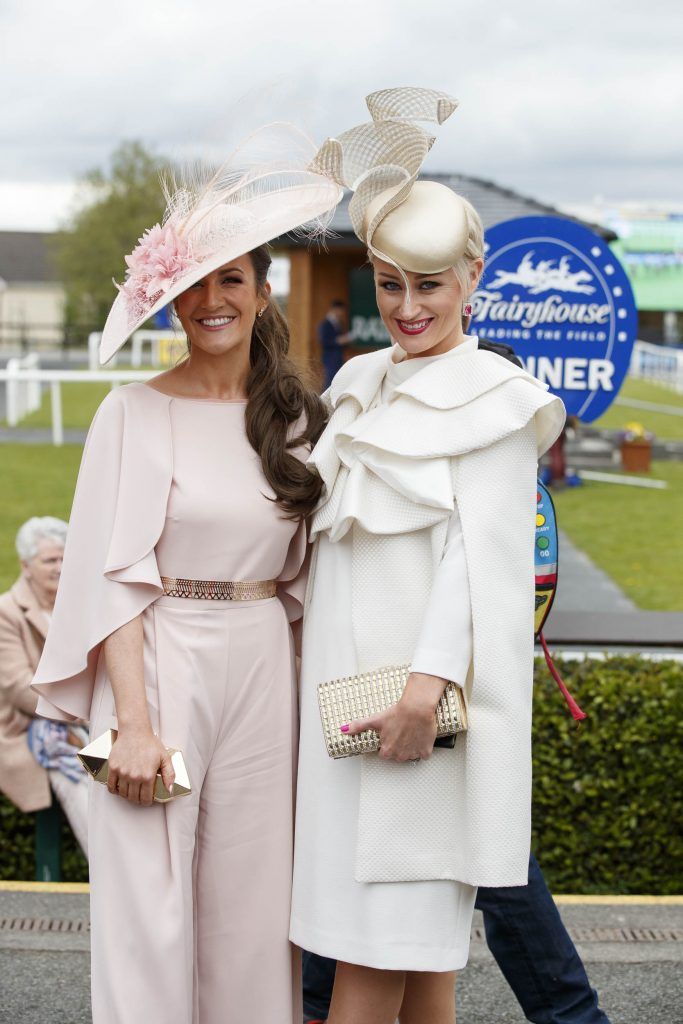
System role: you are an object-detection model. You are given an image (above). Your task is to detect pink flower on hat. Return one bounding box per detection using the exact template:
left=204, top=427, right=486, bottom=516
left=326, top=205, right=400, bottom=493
left=118, top=221, right=198, bottom=322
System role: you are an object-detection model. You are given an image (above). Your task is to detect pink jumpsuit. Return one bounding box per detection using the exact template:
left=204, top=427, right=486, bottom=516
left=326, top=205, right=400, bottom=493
left=33, top=384, right=307, bottom=1024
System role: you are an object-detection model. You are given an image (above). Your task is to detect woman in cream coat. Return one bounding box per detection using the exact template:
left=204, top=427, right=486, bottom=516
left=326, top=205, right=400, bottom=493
left=290, top=89, right=565, bottom=1023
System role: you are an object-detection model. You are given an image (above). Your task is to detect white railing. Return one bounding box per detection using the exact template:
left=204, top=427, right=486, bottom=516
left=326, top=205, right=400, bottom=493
left=5, top=353, right=42, bottom=425
left=629, top=340, right=683, bottom=394
left=8, top=339, right=681, bottom=448
left=88, top=330, right=182, bottom=370
left=0, top=369, right=155, bottom=446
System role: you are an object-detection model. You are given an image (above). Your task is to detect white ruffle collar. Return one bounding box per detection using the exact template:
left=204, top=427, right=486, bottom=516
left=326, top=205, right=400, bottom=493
left=310, top=346, right=565, bottom=543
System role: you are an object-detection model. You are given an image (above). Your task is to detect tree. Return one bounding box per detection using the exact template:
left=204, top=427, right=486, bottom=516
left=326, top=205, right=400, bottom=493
left=53, top=141, right=168, bottom=337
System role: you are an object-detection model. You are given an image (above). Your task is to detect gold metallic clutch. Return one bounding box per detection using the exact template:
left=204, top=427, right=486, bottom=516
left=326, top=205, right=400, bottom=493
left=77, top=729, right=191, bottom=803
left=317, top=663, right=468, bottom=759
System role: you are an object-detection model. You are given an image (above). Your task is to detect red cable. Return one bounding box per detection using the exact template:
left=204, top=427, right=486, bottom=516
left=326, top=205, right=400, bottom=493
left=539, top=632, right=587, bottom=722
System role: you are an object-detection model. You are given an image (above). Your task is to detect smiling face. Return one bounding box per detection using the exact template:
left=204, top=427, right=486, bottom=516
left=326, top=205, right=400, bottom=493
left=373, top=256, right=483, bottom=358
left=174, top=256, right=270, bottom=358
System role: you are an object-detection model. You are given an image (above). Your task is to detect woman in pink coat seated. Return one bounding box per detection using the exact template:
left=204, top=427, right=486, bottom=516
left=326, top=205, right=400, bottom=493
left=0, top=516, right=88, bottom=853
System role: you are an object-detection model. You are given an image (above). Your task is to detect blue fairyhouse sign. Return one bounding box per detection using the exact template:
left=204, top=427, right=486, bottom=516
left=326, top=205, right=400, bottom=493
left=471, top=216, right=637, bottom=422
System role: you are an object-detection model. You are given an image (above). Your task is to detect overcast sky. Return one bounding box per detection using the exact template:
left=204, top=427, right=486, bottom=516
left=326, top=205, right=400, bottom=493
left=1, top=0, right=681, bottom=230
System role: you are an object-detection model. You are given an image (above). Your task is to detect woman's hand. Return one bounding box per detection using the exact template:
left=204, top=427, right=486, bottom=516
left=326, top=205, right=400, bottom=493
left=106, top=727, right=175, bottom=806
left=102, top=617, right=174, bottom=805
left=342, top=672, right=449, bottom=762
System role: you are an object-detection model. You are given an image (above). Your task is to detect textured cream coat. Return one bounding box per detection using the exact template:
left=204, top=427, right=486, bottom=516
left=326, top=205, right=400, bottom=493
left=307, top=345, right=565, bottom=887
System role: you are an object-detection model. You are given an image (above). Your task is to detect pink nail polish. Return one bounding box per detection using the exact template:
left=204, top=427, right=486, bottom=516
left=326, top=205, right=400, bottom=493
left=340, top=724, right=350, bottom=733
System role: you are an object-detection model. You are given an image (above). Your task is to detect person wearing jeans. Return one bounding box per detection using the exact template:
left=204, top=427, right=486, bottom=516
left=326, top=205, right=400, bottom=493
left=302, top=852, right=611, bottom=1024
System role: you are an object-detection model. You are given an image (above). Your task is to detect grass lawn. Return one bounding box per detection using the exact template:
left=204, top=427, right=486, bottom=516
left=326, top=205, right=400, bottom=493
left=554, top=461, right=683, bottom=611
left=16, top=381, right=111, bottom=430
left=592, top=378, right=683, bottom=440
left=3, top=369, right=158, bottom=431
left=0, top=446, right=82, bottom=592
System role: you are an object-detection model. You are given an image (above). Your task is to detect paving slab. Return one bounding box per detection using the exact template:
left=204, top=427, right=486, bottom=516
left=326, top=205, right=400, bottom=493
left=1, top=889, right=681, bottom=1023
left=553, top=530, right=636, bottom=614
left=541, top=530, right=683, bottom=650
left=0, top=426, right=87, bottom=444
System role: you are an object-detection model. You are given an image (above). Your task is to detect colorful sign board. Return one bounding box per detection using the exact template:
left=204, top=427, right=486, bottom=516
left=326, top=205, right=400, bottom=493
left=472, top=216, right=638, bottom=422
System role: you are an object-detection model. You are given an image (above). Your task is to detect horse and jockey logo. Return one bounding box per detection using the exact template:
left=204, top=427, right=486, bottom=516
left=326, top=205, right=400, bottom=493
left=489, top=252, right=596, bottom=296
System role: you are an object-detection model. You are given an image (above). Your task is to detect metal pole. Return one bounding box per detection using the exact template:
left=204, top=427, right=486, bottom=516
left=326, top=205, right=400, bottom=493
left=50, top=380, right=63, bottom=446
left=6, top=357, right=18, bottom=426
left=88, top=332, right=100, bottom=371
left=35, top=804, right=62, bottom=882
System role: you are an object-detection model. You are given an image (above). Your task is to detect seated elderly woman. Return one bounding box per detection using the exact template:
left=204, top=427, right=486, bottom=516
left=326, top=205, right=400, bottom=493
left=0, top=516, right=88, bottom=854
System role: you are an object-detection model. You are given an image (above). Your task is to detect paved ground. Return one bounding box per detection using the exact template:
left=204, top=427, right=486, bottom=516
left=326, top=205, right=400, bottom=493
left=553, top=531, right=636, bottom=614
left=1, top=888, right=681, bottom=1023
left=543, top=531, right=683, bottom=652
left=0, top=425, right=88, bottom=443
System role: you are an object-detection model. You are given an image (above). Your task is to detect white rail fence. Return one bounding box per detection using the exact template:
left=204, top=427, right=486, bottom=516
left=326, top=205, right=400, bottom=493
left=629, top=340, right=683, bottom=394
left=3, top=339, right=682, bottom=447
left=88, top=330, right=182, bottom=370
left=0, top=369, right=155, bottom=445
left=5, top=353, right=43, bottom=425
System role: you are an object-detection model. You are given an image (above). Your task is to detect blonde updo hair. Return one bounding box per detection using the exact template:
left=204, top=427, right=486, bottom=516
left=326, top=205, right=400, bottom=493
left=451, top=195, right=485, bottom=300
left=368, top=190, right=485, bottom=300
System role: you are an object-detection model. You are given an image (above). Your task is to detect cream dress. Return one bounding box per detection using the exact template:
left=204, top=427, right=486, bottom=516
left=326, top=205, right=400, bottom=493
left=291, top=340, right=479, bottom=972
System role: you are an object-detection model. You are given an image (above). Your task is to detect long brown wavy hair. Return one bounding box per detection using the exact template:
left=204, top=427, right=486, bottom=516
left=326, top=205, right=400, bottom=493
left=244, top=244, right=327, bottom=518
left=179, top=245, right=327, bottom=517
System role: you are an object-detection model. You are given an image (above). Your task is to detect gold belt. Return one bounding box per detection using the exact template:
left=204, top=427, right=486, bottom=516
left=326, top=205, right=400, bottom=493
left=160, top=577, right=277, bottom=601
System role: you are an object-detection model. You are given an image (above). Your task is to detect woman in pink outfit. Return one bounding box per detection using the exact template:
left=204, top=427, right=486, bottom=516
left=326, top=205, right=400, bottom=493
left=31, top=135, right=341, bottom=1024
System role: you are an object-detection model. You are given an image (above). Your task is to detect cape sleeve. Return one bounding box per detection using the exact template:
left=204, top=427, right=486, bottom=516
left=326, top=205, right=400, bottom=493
left=410, top=503, right=473, bottom=686
left=451, top=420, right=539, bottom=883
left=31, top=386, right=173, bottom=722
left=276, top=516, right=309, bottom=628
left=275, top=410, right=314, bottom=634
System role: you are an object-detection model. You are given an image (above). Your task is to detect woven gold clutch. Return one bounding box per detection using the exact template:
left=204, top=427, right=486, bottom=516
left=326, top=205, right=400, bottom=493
left=317, top=663, right=468, bottom=759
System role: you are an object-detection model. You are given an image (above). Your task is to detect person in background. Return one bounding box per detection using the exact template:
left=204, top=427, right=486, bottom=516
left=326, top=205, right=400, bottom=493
left=317, top=300, right=353, bottom=388
left=0, top=517, right=88, bottom=854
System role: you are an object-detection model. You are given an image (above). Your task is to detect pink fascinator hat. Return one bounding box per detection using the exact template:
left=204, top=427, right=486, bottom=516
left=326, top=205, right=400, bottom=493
left=100, top=124, right=343, bottom=364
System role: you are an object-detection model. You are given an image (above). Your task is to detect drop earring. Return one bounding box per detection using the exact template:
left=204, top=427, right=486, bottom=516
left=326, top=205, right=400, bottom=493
left=257, top=307, right=266, bottom=318
left=462, top=302, right=472, bottom=317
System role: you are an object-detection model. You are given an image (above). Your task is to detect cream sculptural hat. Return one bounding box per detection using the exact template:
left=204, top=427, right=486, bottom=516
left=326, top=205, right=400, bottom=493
left=100, top=125, right=343, bottom=364
left=313, top=87, right=469, bottom=278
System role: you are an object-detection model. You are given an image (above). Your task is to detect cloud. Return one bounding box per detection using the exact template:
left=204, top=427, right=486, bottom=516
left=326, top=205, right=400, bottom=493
left=0, top=0, right=681, bottom=223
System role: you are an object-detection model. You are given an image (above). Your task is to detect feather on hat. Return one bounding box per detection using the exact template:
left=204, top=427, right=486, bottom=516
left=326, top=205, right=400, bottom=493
left=312, top=87, right=469, bottom=276
left=100, top=123, right=343, bottom=364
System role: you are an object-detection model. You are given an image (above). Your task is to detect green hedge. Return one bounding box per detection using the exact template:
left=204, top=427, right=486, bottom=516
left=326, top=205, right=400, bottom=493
left=531, top=655, right=682, bottom=894
left=1, top=656, right=681, bottom=892
left=0, top=797, right=88, bottom=882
